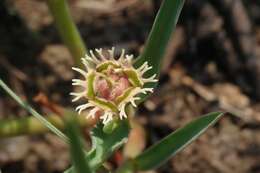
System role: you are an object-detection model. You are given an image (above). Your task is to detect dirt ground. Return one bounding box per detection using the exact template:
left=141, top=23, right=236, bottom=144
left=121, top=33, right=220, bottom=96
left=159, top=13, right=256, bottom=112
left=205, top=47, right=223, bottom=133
left=0, top=0, right=260, bottom=173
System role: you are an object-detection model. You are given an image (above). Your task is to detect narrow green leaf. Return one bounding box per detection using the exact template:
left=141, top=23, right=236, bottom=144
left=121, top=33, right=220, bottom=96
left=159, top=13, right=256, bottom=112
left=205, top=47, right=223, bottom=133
left=65, top=120, right=130, bottom=173
left=134, top=112, right=224, bottom=170
left=133, top=0, right=185, bottom=102
left=0, top=79, right=68, bottom=142
left=46, top=0, right=87, bottom=68
left=134, top=0, right=185, bottom=73
left=65, top=116, right=92, bottom=173
left=116, top=112, right=224, bottom=173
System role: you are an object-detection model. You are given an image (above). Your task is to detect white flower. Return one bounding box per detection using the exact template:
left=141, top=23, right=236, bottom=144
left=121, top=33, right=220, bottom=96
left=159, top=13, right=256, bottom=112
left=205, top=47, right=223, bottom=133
left=71, top=47, right=157, bottom=124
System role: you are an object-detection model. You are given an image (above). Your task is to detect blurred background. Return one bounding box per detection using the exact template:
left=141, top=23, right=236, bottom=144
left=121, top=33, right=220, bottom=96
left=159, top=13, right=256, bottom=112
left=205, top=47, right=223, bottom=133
left=1, top=0, right=260, bottom=173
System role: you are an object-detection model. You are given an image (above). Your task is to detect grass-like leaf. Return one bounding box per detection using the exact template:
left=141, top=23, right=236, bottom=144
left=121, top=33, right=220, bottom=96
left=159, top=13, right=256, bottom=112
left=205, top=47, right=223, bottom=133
left=47, top=0, right=87, bottom=68
left=135, top=112, right=224, bottom=170
left=65, top=116, right=92, bottom=173
left=0, top=79, right=68, bottom=142
left=116, top=112, right=224, bottom=172
left=134, top=0, right=185, bottom=102
left=134, top=0, right=185, bottom=72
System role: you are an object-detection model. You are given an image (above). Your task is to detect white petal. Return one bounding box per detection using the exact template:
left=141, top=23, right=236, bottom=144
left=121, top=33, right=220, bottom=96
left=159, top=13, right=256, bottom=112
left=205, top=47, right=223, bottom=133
left=134, top=97, right=141, bottom=100
left=108, top=47, right=115, bottom=60
left=87, top=107, right=99, bottom=119
left=119, top=49, right=125, bottom=61
left=143, top=74, right=158, bottom=83
left=130, top=100, right=137, bottom=107
left=72, top=79, right=86, bottom=87
left=100, top=112, right=113, bottom=124
left=72, top=67, right=88, bottom=77
left=75, top=103, right=93, bottom=114
left=72, top=96, right=81, bottom=102
left=105, top=112, right=113, bottom=124
left=130, top=97, right=141, bottom=107
left=95, top=48, right=106, bottom=61
left=140, top=65, right=152, bottom=74
left=81, top=57, right=92, bottom=70
left=119, top=104, right=127, bottom=119
left=100, top=114, right=107, bottom=123
left=89, top=50, right=100, bottom=63
left=70, top=92, right=85, bottom=102
left=129, top=97, right=141, bottom=107
left=126, top=55, right=133, bottom=62
left=137, top=61, right=148, bottom=71
left=81, top=58, right=88, bottom=69
left=140, top=88, right=154, bottom=94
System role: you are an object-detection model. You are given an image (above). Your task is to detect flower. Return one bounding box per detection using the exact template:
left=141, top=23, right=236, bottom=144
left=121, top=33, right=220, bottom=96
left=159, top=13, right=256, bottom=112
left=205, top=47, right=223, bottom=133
left=71, top=47, right=157, bottom=124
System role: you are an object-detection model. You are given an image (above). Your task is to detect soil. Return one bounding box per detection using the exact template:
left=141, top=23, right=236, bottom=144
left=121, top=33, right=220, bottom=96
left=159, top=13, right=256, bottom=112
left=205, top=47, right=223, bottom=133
left=0, top=0, right=260, bottom=173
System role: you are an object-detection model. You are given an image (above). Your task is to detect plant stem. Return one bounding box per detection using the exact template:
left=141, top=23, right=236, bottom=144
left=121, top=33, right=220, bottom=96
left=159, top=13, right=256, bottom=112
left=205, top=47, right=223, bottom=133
left=0, top=114, right=90, bottom=138
left=65, top=116, right=93, bottom=173
left=47, top=0, right=87, bottom=68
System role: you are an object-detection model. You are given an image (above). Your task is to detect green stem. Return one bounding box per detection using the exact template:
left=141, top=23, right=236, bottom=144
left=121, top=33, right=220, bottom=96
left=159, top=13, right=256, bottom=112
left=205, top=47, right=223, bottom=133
left=0, top=114, right=90, bottom=138
left=47, top=0, right=87, bottom=68
left=65, top=116, right=93, bottom=173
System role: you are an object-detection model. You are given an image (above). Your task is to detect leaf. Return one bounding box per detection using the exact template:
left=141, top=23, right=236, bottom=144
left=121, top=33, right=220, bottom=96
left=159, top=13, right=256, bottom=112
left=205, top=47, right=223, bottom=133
left=116, top=112, right=224, bottom=173
left=87, top=120, right=130, bottom=169
left=47, top=0, right=87, bottom=68
left=65, top=120, right=130, bottom=173
left=134, top=0, right=185, bottom=100
left=135, top=112, right=224, bottom=170
left=0, top=79, right=68, bottom=142
left=65, top=116, right=92, bottom=173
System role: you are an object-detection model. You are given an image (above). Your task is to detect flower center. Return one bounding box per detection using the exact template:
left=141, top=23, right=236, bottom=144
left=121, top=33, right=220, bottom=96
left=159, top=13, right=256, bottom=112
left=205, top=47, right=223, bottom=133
left=94, top=66, right=132, bottom=103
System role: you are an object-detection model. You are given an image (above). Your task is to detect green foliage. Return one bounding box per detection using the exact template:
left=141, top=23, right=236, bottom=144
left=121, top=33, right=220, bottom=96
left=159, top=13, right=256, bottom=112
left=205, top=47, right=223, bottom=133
left=65, top=120, right=130, bottom=173
left=117, top=112, right=224, bottom=172
left=0, top=79, right=68, bottom=142
left=88, top=120, right=130, bottom=168
left=47, top=0, right=87, bottom=68
left=135, top=112, right=223, bottom=170
left=65, top=116, right=92, bottom=173
left=134, top=0, right=185, bottom=102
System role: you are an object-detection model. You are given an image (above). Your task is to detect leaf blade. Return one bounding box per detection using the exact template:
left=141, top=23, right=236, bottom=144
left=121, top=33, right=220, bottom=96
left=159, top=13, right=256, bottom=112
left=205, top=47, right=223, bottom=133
left=47, top=0, right=87, bottom=68
left=134, top=0, right=185, bottom=74
left=134, top=0, right=185, bottom=102
left=0, top=79, right=68, bottom=142
left=135, top=112, right=224, bottom=170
